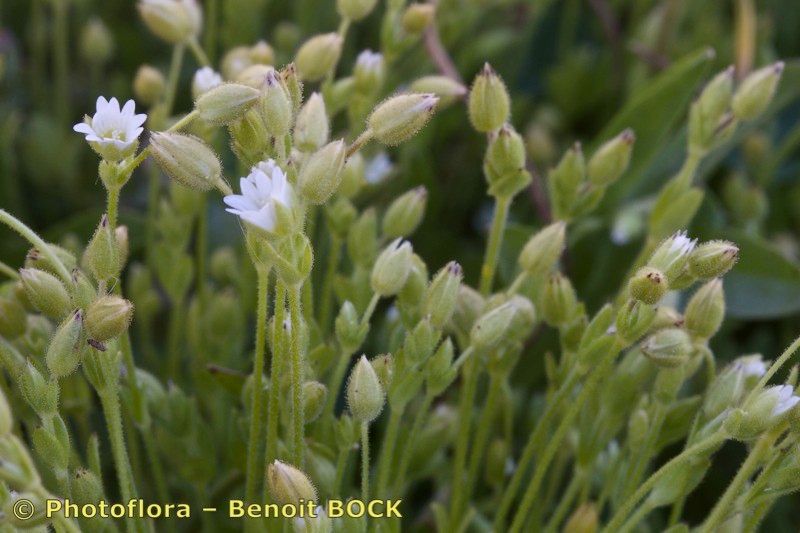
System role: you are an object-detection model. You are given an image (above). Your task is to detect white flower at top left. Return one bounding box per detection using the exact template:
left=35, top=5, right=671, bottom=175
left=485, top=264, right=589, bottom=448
left=224, top=159, right=294, bottom=235
left=73, top=97, right=147, bottom=162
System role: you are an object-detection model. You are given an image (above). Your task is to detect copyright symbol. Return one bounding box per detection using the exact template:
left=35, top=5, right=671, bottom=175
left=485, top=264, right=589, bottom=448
left=12, top=498, right=35, bottom=520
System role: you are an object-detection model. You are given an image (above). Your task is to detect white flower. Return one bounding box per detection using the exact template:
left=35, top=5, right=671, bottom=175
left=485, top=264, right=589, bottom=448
left=223, top=159, right=293, bottom=234
left=365, top=152, right=393, bottom=184
left=648, top=230, right=698, bottom=279
left=733, top=356, right=767, bottom=378
left=356, top=50, right=383, bottom=72
left=770, top=385, right=800, bottom=417
left=192, top=67, right=223, bottom=98
left=292, top=506, right=329, bottom=533
left=73, top=96, right=147, bottom=161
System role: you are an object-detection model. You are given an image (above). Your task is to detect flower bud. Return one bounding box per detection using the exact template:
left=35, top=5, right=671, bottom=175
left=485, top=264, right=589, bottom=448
left=410, top=75, right=467, bottom=105
left=684, top=279, right=725, bottom=340
left=688, top=240, right=739, bottom=279
left=339, top=153, right=365, bottom=198
left=403, top=318, right=438, bottom=365
left=295, top=33, right=343, bottom=82
left=732, top=62, right=784, bottom=121
left=86, top=295, right=134, bottom=342
left=0, top=435, right=40, bottom=490
left=73, top=468, right=105, bottom=506
left=149, top=132, right=222, bottom=191
left=337, top=0, right=378, bottom=20
left=267, top=460, right=318, bottom=505
left=236, top=64, right=271, bottom=89
left=260, top=68, right=293, bottom=136
left=46, top=310, right=84, bottom=379
left=484, top=125, right=530, bottom=197
left=398, top=254, right=428, bottom=316
left=450, top=285, right=485, bottom=336
left=0, top=389, right=12, bottom=435
left=484, top=438, right=509, bottom=488
left=229, top=108, right=270, bottom=166
left=628, top=266, right=667, bottom=305
left=468, top=63, right=510, bottom=133
left=19, top=268, right=71, bottom=320
left=382, top=186, right=427, bottom=238
left=347, top=355, right=385, bottom=423
left=294, top=93, right=330, bottom=151
left=725, top=384, right=800, bottom=439
left=348, top=208, right=378, bottom=267
left=133, top=65, right=165, bottom=106
left=587, top=128, right=635, bottom=187
left=548, top=143, right=586, bottom=220
left=423, top=261, right=463, bottom=328
left=0, top=297, right=27, bottom=339
left=654, top=365, right=686, bottom=402
left=249, top=40, right=275, bottom=64
left=303, top=381, right=327, bottom=424
left=371, top=354, right=394, bottom=391
left=354, top=50, right=385, bottom=94
left=540, top=272, right=578, bottom=327
left=401, top=3, right=435, bottom=35
left=280, top=63, right=303, bottom=114
left=371, top=239, right=413, bottom=296
left=138, top=0, right=202, bottom=44
left=18, top=362, right=58, bottom=415
left=25, top=245, right=77, bottom=277
left=641, top=328, right=692, bottom=368
left=506, top=295, right=537, bottom=343
left=628, top=408, right=649, bottom=449
left=615, top=299, right=656, bottom=345
left=518, top=221, right=566, bottom=278
left=299, top=140, right=346, bottom=204
left=83, top=214, right=121, bottom=282
left=368, top=93, right=439, bottom=146
left=703, top=355, right=765, bottom=419
left=564, top=503, right=598, bottom=533
left=470, top=300, right=516, bottom=350
left=688, top=66, right=735, bottom=149
left=647, top=231, right=697, bottom=282
left=425, top=338, right=456, bottom=395
left=80, top=18, right=114, bottom=66
left=195, top=83, right=260, bottom=125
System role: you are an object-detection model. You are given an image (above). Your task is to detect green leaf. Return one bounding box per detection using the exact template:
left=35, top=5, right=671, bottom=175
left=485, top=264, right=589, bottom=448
left=595, top=47, right=715, bottom=205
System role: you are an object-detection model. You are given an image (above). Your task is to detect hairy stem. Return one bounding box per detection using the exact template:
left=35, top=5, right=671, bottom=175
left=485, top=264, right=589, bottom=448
left=479, top=195, right=511, bottom=295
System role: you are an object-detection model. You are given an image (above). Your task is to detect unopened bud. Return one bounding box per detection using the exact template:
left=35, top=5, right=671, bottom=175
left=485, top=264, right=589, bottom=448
left=484, top=125, right=530, bottom=197
left=149, top=132, right=222, bottom=191
left=46, top=310, right=84, bottom=378
left=628, top=266, right=667, bottom=305
left=339, top=152, right=365, bottom=198
left=688, top=240, right=739, bottom=279
left=688, top=66, right=735, bottom=150
left=642, top=328, right=692, bottom=368
left=410, top=75, right=467, bottom=105
left=281, top=63, right=303, bottom=114
left=298, top=140, right=346, bottom=204
left=518, top=221, right=566, bottom=278
left=468, top=63, right=510, bottom=133
left=138, top=0, right=202, bottom=44
left=295, top=93, right=330, bottom=151
left=383, top=186, right=427, bottom=238
left=425, top=338, right=456, bottom=395
left=564, top=503, right=598, bottom=533
left=346, top=355, right=385, bottom=423
left=195, top=83, right=260, bottom=125
left=83, top=215, right=120, bottom=282
left=260, top=68, right=293, bottom=136
left=368, top=93, right=439, bottom=146
left=73, top=469, right=105, bottom=505
left=423, top=262, right=463, bottom=328
left=86, top=295, right=134, bottom=342
left=0, top=297, right=27, bottom=339
left=684, top=279, right=725, bottom=340
left=303, top=381, right=327, bottom=424
left=371, top=239, right=414, bottom=296
left=354, top=50, right=385, bottom=93
left=470, top=300, right=516, bottom=350
left=250, top=40, right=275, bottom=65
left=587, top=129, right=634, bottom=187
left=133, top=65, right=165, bottom=106
left=450, top=285, right=485, bottom=336
left=267, top=460, right=318, bottom=505
left=647, top=231, right=697, bottom=282
left=726, top=384, right=800, bottom=439
left=336, top=0, right=378, bottom=21
left=371, top=354, right=394, bottom=391
left=549, top=143, right=586, bottom=220
left=540, top=272, right=578, bottom=327
left=18, top=362, right=58, bottom=415
left=295, top=33, right=343, bottom=82
left=348, top=208, right=378, bottom=266
left=81, top=18, right=114, bottom=66
left=19, top=268, right=71, bottom=320
left=733, top=62, right=784, bottom=121
left=403, top=318, right=437, bottom=365
left=615, top=299, right=656, bottom=345
left=401, top=3, right=435, bottom=35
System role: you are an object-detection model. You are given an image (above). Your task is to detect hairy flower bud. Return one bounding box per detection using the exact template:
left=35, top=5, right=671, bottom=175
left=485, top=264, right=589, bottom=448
left=615, top=299, right=656, bottom=345
left=401, top=3, right=435, bottom=35
left=450, top=285, right=485, bottom=336
left=298, top=140, right=346, bottom=204
left=540, top=272, right=578, bottom=327
left=688, top=240, right=739, bottom=279
left=587, top=128, right=635, bottom=187
left=347, top=356, right=385, bottom=423
left=267, top=460, right=318, bottom=505
left=294, top=93, right=330, bottom=151
left=80, top=18, right=114, bottom=66
left=647, top=231, right=697, bottom=282
left=368, top=93, right=439, bottom=146
left=303, top=381, right=327, bottom=424
left=0, top=297, right=27, bottom=339
left=18, top=362, right=58, bottom=415
left=85, top=295, right=134, bottom=342
left=354, top=50, right=385, bottom=94
left=564, top=503, right=598, bottom=533
left=410, top=75, right=467, bottom=105
left=260, top=68, right=293, bottom=136
left=19, top=268, right=71, bottom=320
left=348, top=208, right=378, bottom=266
left=549, top=143, right=586, bottom=220
left=725, top=384, right=800, bottom=439
left=732, top=62, right=784, bottom=121
left=641, top=328, right=692, bottom=368
left=688, top=66, right=735, bottom=150
left=73, top=469, right=105, bottom=506
left=337, top=0, right=378, bottom=21
left=0, top=435, right=40, bottom=490
left=382, top=186, right=427, bottom=238
left=628, top=266, right=667, bottom=305
left=470, top=300, right=516, bottom=350
left=195, top=83, right=260, bottom=125
left=703, top=355, right=766, bottom=420
left=484, top=125, right=531, bottom=197
left=518, top=221, right=566, bottom=278
left=295, top=33, right=343, bottom=82
left=371, top=239, right=413, bottom=296
left=423, top=261, right=463, bottom=328
left=339, top=152, right=365, bottom=198
left=468, top=63, right=510, bottom=133
left=133, top=65, right=165, bottom=106
left=425, top=338, right=456, bottom=395
left=684, top=279, right=725, bottom=340
left=83, top=214, right=120, bottom=282
left=46, top=310, right=84, bottom=378
left=149, top=132, right=222, bottom=191
left=138, top=0, right=202, bottom=44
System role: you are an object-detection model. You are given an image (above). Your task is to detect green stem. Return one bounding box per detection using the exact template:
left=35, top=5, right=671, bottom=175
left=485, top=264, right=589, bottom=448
left=196, top=198, right=209, bottom=304
left=333, top=445, right=351, bottom=496
left=324, top=346, right=355, bottom=420
left=0, top=260, right=19, bottom=279
left=264, top=282, right=286, bottom=487
left=167, top=300, right=185, bottom=379
left=448, top=355, right=481, bottom=523
left=245, top=266, right=270, bottom=503
left=319, top=233, right=342, bottom=335
left=479, top=195, right=512, bottom=295
left=141, top=430, right=169, bottom=503
left=204, top=0, right=218, bottom=62
left=622, top=401, right=668, bottom=501
left=346, top=129, right=374, bottom=158
left=0, top=210, right=72, bottom=282
left=361, top=422, right=371, bottom=501
left=603, top=431, right=727, bottom=533
left=393, top=393, right=433, bottom=493
left=188, top=37, right=211, bottom=67
left=543, top=471, right=583, bottom=533
left=164, top=44, right=186, bottom=115
left=168, top=110, right=200, bottom=132
left=289, top=283, right=305, bottom=465
left=618, top=500, right=655, bottom=533
left=375, top=407, right=404, bottom=498
left=145, top=164, right=161, bottom=267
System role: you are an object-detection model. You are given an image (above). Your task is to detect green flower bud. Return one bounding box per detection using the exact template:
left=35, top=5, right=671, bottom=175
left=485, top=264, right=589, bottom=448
left=72, top=468, right=105, bottom=505
left=303, top=381, right=328, bottom=424
left=628, top=408, right=649, bottom=449
left=85, top=295, right=134, bottom=342
left=195, top=83, right=260, bottom=125
left=732, top=62, right=784, bottom=121
left=703, top=355, right=765, bottom=419
left=138, top=0, right=202, bottom=44
left=347, top=208, right=378, bottom=267
left=688, top=66, right=735, bottom=150
left=587, top=128, right=635, bottom=187
left=450, top=285, right=485, bottom=337
left=0, top=389, right=12, bottom=435
left=267, top=460, right=318, bottom=505
left=371, top=239, right=413, bottom=297
left=46, top=310, right=84, bottom=379
left=82, top=342, right=122, bottom=392
left=425, top=338, right=456, bottom=395
left=229, top=108, right=270, bottom=167
left=410, top=75, right=467, bottom=106
left=221, top=46, right=252, bottom=80
left=579, top=304, right=615, bottom=351
left=563, top=503, right=598, bottom=533
left=281, top=63, right=303, bottom=114
left=383, top=186, right=428, bottom=238
left=368, top=93, right=439, bottom=146
left=149, top=132, right=222, bottom=191
left=260, top=68, right=293, bottom=136
left=235, top=64, right=272, bottom=89
left=24, top=244, right=77, bottom=276
left=19, top=268, right=71, bottom=320
left=641, top=328, right=692, bottom=368
left=398, top=254, right=428, bottom=321
left=299, top=140, right=346, bottom=204
left=83, top=214, right=121, bottom=282
left=346, top=355, right=385, bottom=423
left=423, top=261, right=462, bottom=328
left=18, top=362, right=58, bottom=415
left=468, top=63, right=510, bottom=133
left=628, top=266, right=668, bottom=305
left=31, top=423, right=69, bottom=471
left=295, top=93, right=330, bottom=151
left=250, top=40, right=275, bottom=64
left=615, top=299, right=656, bottom=345
left=688, top=240, right=739, bottom=279
left=295, top=33, right=343, bottom=82
left=335, top=301, right=366, bottom=352
left=506, top=295, right=537, bottom=343
left=540, top=272, right=578, bottom=327
left=371, top=354, right=394, bottom=391
left=0, top=435, right=40, bottom=490
left=0, top=296, right=27, bottom=339
left=133, top=65, right=165, bottom=107
left=337, top=0, right=378, bottom=20
left=80, top=18, right=114, bottom=66
left=548, top=143, right=586, bottom=220
left=354, top=50, right=385, bottom=94
left=484, top=125, right=531, bottom=197
left=684, top=279, right=725, bottom=340
left=647, top=231, right=697, bottom=282
left=325, top=197, right=357, bottom=239
left=470, top=300, right=516, bottom=350
left=339, top=153, right=365, bottom=198
left=518, top=221, right=566, bottom=278
left=403, top=318, right=438, bottom=365
left=654, top=366, right=686, bottom=402
left=725, top=385, right=800, bottom=440
left=401, top=3, right=435, bottom=35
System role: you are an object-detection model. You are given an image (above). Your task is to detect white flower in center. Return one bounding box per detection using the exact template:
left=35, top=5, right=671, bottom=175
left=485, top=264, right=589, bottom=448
left=770, top=384, right=800, bottom=417
left=73, top=97, right=147, bottom=161
left=223, top=159, right=293, bottom=233
left=192, top=67, right=223, bottom=98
